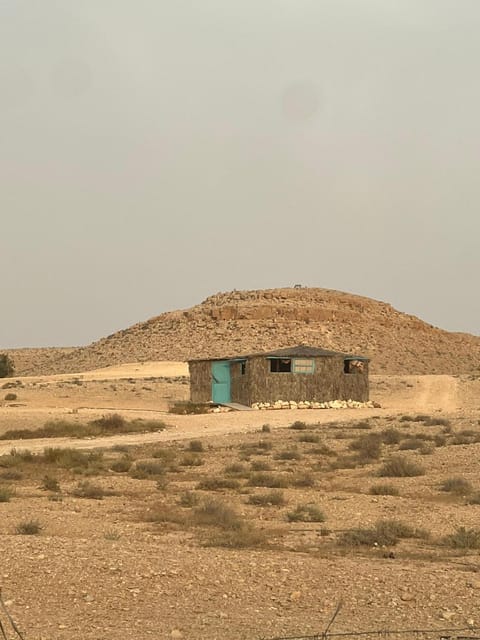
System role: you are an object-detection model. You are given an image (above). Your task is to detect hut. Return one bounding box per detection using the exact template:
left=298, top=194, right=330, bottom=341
left=188, top=345, right=369, bottom=407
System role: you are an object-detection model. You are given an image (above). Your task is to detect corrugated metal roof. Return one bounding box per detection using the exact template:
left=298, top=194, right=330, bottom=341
left=189, top=344, right=369, bottom=363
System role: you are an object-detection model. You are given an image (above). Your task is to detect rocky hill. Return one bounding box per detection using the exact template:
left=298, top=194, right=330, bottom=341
left=6, top=287, right=480, bottom=376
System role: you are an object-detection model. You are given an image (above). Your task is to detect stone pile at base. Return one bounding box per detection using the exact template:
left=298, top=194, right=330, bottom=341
left=251, top=399, right=376, bottom=410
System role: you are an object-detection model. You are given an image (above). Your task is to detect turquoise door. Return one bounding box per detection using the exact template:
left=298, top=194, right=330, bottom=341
left=211, top=361, right=231, bottom=403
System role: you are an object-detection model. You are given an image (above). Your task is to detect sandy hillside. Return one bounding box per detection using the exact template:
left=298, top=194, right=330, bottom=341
left=6, top=287, right=480, bottom=376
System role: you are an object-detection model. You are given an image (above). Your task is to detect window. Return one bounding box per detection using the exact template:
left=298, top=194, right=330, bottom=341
left=240, top=361, right=246, bottom=375
left=293, top=359, right=315, bottom=374
left=344, top=359, right=365, bottom=374
left=269, top=358, right=292, bottom=373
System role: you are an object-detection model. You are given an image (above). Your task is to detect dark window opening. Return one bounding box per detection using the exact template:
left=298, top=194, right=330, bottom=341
left=241, top=361, right=246, bottom=375
left=344, top=359, right=365, bottom=374
left=270, top=358, right=292, bottom=373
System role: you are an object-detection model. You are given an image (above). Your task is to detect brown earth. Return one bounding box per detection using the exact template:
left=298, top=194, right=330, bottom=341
left=0, top=365, right=480, bottom=639
left=6, top=288, right=480, bottom=376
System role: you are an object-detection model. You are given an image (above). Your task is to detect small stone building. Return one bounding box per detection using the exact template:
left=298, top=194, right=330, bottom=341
left=188, top=345, right=369, bottom=406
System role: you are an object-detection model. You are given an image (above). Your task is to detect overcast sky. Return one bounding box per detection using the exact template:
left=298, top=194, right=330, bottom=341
left=1, top=1, right=479, bottom=348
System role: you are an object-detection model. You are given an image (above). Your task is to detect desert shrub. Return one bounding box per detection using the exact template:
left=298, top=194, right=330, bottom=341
left=196, top=477, right=240, bottom=491
left=439, top=477, right=473, bottom=495
left=287, top=504, right=325, bottom=522
left=178, top=491, right=200, bottom=507
left=352, top=421, right=371, bottom=430
left=399, top=415, right=413, bottom=423
left=349, top=434, right=382, bottom=461
left=312, top=444, right=337, bottom=457
left=4, top=393, right=17, bottom=401
left=468, top=492, right=480, bottom=505
left=131, top=461, right=166, bottom=477
left=0, top=485, right=14, bottom=502
left=339, top=519, right=428, bottom=546
left=399, top=438, right=424, bottom=451
left=180, top=453, right=204, bottom=467
left=443, top=527, right=480, bottom=549
left=434, top=434, right=447, bottom=447
left=73, top=481, right=107, bottom=499
left=419, top=444, right=435, bottom=455
left=16, top=519, right=42, bottom=535
left=0, top=354, right=14, bottom=378
left=451, top=434, right=474, bottom=446
left=378, top=456, right=425, bottom=477
left=289, top=421, right=308, bottom=430
left=369, top=483, right=399, bottom=496
left=41, top=475, right=60, bottom=492
left=248, top=490, right=286, bottom=506
left=151, top=448, right=176, bottom=463
left=203, top=523, right=267, bottom=549
left=0, top=470, right=22, bottom=480
left=298, top=434, right=320, bottom=443
left=423, top=416, right=451, bottom=427
left=42, top=447, right=103, bottom=470
left=188, top=440, right=204, bottom=453
left=275, top=448, right=301, bottom=461
left=250, top=461, right=272, bottom=472
left=169, top=402, right=210, bottom=415
left=224, top=463, right=249, bottom=477
left=91, top=413, right=126, bottom=430
left=261, top=424, right=271, bottom=433
left=1, top=416, right=166, bottom=440
left=145, top=504, right=186, bottom=525
left=239, top=440, right=273, bottom=458
left=110, top=457, right=132, bottom=473
left=248, top=472, right=288, bottom=488
left=192, top=499, right=240, bottom=528
left=291, top=472, right=316, bottom=488
left=380, top=428, right=402, bottom=445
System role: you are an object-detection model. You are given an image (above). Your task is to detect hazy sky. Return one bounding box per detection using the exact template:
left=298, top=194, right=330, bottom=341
left=2, top=1, right=479, bottom=348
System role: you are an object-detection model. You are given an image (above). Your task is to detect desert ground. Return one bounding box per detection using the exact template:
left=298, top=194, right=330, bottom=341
left=0, top=363, right=480, bottom=640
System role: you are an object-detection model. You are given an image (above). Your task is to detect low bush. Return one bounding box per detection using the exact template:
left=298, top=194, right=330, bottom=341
left=178, top=491, right=200, bottom=507
left=131, top=461, right=166, bottom=478
left=399, top=438, right=424, bottom=451
left=339, top=519, right=428, bottom=547
left=4, top=393, right=17, bottom=401
left=439, top=477, right=473, bottom=495
left=274, top=448, right=302, bottom=461
left=196, top=477, right=240, bottom=491
left=224, top=463, right=249, bottom=477
left=297, top=434, right=320, bottom=443
left=248, top=472, right=289, bottom=488
left=443, top=527, right=480, bottom=549
left=378, top=456, right=425, bottom=477
left=188, top=440, right=204, bottom=453
left=41, top=475, right=60, bottom=492
left=73, top=481, right=108, bottom=500
left=180, top=454, right=204, bottom=467
left=110, top=457, right=132, bottom=473
left=380, top=428, right=403, bottom=445
left=248, top=490, right=286, bottom=506
left=349, top=434, right=382, bottom=461
left=250, top=461, right=272, bottom=472
left=289, top=421, right=308, bottom=430
left=0, top=485, right=14, bottom=502
left=287, top=504, right=325, bottom=522
left=16, top=519, right=42, bottom=535
left=369, top=483, right=399, bottom=496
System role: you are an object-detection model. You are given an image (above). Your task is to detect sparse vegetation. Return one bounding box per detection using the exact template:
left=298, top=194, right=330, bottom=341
left=369, top=483, right=399, bottom=496
left=248, top=490, right=286, bottom=506
left=0, top=485, right=15, bottom=502
left=287, top=503, right=325, bottom=522
left=339, top=519, right=429, bottom=547
left=443, top=527, right=480, bottom=550
left=439, top=477, right=473, bottom=495
left=4, top=392, right=17, bottom=401
left=188, top=440, right=204, bottom=452
left=16, top=519, right=42, bottom=535
left=40, top=475, right=60, bottom=492
left=378, top=456, right=425, bottom=477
